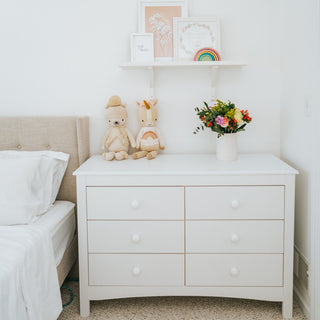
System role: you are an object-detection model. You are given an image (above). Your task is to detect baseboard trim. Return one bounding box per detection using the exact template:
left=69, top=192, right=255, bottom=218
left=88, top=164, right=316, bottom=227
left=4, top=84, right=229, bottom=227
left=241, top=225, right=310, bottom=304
left=294, top=284, right=310, bottom=320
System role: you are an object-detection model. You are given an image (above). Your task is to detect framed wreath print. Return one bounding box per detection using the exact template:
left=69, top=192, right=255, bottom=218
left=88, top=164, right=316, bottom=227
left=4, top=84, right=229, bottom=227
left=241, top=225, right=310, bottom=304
left=131, top=33, right=154, bottom=63
left=173, top=17, right=221, bottom=61
left=139, top=1, right=188, bottom=60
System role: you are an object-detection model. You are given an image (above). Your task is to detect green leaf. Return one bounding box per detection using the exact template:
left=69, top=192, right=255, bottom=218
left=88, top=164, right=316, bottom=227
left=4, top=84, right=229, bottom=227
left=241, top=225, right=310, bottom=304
left=203, top=101, right=211, bottom=112
left=237, top=123, right=247, bottom=131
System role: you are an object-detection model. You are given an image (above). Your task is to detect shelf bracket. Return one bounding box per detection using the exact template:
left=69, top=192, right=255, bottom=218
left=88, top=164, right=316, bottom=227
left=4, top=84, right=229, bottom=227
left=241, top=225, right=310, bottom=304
left=147, top=66, right=154, bottom=99
left=211, top=66, right=219, bottom=102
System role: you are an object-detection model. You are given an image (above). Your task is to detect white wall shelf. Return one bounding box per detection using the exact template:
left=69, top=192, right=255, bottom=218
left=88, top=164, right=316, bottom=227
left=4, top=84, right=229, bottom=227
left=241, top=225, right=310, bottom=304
left=119, top=61, right=247, bottom=69
left=119, top=61, right=247, bottom=101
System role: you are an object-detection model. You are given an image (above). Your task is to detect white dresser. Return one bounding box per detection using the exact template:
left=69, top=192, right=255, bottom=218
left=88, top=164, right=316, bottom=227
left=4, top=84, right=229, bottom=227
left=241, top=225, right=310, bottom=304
left=74, top=154, right=298, bottom=319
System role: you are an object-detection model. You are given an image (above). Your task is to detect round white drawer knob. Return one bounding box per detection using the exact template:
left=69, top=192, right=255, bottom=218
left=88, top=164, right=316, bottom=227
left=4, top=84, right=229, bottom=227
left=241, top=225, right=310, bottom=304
left=132, top=267, right=141, bottom=276
left=131, top=233, right=141, bottom=243
left=231, top=233, right=240, bottom=243
left=230, top=267, right=239, bottom=277
left=231, top=200, right=239, bottom=209
left=131, top=200, right=140, bottom=209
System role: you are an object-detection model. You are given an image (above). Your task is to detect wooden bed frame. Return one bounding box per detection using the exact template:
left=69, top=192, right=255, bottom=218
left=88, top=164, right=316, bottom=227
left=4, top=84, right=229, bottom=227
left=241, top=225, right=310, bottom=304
left=0, top=117, right=89, bottom=286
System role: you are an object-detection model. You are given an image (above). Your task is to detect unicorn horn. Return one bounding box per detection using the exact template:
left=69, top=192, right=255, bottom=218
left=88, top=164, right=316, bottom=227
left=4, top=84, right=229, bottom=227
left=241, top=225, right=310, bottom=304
left=143, top=100, right=151, bottom=110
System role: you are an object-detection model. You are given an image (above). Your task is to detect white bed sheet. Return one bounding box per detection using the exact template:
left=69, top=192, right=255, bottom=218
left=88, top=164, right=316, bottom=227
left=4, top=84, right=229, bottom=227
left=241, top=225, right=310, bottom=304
left=0, top=225, right=62, bottom=320
left=34, top=200, right=76, bottom=266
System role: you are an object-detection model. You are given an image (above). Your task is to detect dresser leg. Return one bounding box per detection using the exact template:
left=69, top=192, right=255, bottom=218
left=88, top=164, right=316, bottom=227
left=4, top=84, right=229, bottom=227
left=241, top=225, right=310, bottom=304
left=80, top=295, right=90, bottom=317
left=282, top=298, right=293, bottom=319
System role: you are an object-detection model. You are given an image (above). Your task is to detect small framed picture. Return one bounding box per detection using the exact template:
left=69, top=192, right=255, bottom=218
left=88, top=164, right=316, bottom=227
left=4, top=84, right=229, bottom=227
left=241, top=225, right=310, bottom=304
left=131, top=33, right=154, bottom=63
left=139, top=0, right=188, bottom=61
left=173, top=17, right=221, bottom=61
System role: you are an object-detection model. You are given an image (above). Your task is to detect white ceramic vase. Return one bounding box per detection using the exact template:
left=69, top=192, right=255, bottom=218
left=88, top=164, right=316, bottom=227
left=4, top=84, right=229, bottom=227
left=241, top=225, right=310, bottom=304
left=216, top=133, right=238, bottom=161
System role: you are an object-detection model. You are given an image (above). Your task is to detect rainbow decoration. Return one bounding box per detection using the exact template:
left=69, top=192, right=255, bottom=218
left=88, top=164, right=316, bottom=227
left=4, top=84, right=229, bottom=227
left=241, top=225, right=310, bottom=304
left=142, top=131, right=158, bottom=140
left=193, top=47, right=221, bottom=62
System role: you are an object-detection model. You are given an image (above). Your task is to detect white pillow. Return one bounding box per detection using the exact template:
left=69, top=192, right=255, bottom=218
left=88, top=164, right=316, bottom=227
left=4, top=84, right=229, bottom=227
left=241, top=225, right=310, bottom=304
left=0, top=151, right=69, bottom=225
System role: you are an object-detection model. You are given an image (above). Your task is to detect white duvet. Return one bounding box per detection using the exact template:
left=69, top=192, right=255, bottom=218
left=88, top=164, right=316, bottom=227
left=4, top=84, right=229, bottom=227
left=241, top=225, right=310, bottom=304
left=0, top=225, right=62, bottom=320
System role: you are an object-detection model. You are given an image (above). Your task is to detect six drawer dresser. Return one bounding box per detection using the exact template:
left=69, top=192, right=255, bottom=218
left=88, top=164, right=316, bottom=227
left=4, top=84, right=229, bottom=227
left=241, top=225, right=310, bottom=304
left=74, top=154, right=298, bottom=319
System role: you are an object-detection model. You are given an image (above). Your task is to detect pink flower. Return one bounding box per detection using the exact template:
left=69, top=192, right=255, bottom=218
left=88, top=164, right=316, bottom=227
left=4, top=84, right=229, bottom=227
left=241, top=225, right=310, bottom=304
left=215, top=115, right=229, bottom=128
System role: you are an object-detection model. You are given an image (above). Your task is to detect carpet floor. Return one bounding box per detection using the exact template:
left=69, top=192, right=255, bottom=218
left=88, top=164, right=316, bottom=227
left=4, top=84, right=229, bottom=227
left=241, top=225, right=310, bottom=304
left=59, top=281, right=307, bottom=320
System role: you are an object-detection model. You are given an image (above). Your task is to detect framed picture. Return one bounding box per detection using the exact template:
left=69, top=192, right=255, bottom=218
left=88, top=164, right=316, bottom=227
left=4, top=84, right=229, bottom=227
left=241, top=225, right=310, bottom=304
left=139, top=0, right=188, bottom=61
left=173, top=17, right=221, bottom=61
left=131, top=33, right=154, bottom=63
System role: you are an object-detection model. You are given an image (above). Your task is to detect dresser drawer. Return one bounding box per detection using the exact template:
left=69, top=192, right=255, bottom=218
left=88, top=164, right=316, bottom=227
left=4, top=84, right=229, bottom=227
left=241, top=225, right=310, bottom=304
left=89, top=254, right=184, bottom=286
left=87, top=187, right=184, bottom=220
left=88, top=221, right=184, bottom=253
left=186, top=220, right=283, bottom=253
left=186, top=186, right=284, bottom=220
left=186, top=254, right=283, bottom=286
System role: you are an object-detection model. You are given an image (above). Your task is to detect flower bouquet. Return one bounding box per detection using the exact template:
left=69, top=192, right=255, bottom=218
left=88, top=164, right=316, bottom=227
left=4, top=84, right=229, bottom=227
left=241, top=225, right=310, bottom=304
left=193, top=100, right=252, bottom=137
left=194, top=100, right=252, bottom=161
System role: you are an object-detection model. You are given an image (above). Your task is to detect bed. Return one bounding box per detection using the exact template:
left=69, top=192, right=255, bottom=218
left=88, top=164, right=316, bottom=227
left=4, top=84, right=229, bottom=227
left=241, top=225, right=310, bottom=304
left=0, top=116, right=89, bottom=286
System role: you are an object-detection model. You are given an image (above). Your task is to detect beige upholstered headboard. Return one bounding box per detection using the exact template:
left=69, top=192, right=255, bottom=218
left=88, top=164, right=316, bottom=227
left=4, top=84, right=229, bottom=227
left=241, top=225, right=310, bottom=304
left=0, top=117, right=89, bottom=204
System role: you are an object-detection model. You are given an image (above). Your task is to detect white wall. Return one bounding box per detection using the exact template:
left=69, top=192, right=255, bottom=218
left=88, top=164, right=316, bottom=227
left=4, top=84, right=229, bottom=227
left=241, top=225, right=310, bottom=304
left=280, top=0, right=320, bottom=315
left=280, top=0, right=318, bottom=271
left=0, top=0, right=282, bottom=156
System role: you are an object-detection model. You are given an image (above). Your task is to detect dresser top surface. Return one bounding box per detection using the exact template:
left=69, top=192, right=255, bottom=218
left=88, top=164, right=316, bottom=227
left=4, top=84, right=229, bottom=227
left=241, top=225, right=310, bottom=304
left=73, top=154, right=298, bottom=176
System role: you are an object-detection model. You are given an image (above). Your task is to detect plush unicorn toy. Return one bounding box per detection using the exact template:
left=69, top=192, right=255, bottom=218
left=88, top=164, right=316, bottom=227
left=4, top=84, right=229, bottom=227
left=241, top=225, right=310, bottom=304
left=132, top=99, right=165, bottom=160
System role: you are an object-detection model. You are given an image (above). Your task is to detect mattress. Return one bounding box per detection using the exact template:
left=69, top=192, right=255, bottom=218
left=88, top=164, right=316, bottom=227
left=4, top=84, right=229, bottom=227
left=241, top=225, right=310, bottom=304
left=34, top=201, right=76, bottom=266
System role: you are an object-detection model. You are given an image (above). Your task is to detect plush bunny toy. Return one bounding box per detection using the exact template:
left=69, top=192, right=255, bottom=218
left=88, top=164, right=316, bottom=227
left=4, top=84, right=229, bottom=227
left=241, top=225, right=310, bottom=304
left=102, top=95, right=136, bottom=160
left=132, top=99, right=165, bottom=160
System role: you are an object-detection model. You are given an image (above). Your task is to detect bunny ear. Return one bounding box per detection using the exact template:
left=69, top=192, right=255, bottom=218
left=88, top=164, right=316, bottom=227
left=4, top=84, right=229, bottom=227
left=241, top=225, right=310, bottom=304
left=143, top=100, right=151, bottom=110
